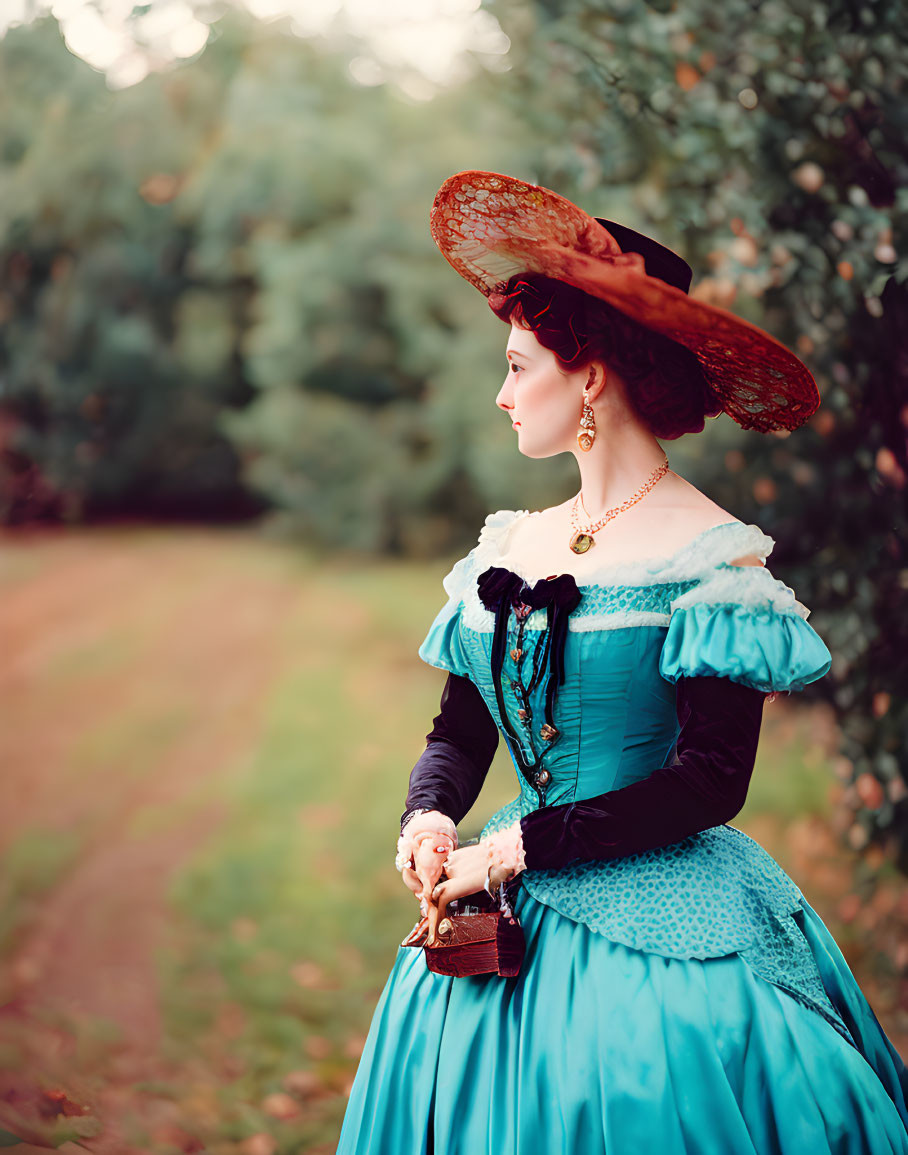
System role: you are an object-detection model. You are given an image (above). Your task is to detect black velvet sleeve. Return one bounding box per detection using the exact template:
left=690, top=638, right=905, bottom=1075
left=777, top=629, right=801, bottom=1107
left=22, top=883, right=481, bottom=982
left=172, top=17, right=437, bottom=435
left=519, top=675, right=767, bottom=871
left=400, top=673, right=499, bottom=834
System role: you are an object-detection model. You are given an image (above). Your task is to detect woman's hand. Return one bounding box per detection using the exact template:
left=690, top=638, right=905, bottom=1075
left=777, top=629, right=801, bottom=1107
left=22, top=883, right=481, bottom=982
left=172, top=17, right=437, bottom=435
left=400, top=832, right=454, bottom=913
left=425, top=843, right=512, bottom=944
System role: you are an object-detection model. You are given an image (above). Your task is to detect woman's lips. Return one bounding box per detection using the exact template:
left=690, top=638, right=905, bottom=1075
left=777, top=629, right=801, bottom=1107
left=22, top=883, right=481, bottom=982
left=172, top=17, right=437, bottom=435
left=512, top=421, right=521, bottom=428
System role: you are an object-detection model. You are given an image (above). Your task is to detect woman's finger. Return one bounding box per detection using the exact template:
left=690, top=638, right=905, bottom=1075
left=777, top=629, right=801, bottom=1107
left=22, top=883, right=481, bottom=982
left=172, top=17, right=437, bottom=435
left=416, top=862, right=442, bottom=900
left=423, top=863, right=492, bottom=945
left=432, top=870, right=486, bottom=915
left=426, top=895, right=440, bottom=945
left=401, top=865, right=422, bottom=896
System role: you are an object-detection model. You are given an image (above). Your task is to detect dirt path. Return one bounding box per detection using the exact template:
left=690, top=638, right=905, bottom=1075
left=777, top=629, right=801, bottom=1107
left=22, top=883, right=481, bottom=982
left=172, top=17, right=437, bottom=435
left=0, top=527, right=311, bottom=1152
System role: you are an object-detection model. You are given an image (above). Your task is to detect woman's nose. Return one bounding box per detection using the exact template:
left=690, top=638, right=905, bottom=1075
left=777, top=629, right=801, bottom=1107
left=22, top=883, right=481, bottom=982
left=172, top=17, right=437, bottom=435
left=496, top=378, right=514, bottom=412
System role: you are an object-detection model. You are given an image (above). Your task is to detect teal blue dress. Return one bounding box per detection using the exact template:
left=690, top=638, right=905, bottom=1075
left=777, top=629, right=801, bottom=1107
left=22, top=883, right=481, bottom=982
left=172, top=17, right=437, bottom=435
left=336, top=511, right=908, bottom=1154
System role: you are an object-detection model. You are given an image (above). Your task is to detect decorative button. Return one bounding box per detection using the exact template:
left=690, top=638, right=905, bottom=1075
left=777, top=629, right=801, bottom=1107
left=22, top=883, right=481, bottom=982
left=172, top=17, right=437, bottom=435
left=535, top=769, right=551, bottom=786
left=510, top=648, right=523, bottom=661
left=540, top=723, right=559, bottom=741
left=517, top=708, right=531, bottom=721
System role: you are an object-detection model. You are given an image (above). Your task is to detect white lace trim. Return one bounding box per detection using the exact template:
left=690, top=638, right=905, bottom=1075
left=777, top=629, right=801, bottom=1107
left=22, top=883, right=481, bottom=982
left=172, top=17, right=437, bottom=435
left=461, top=596, right=496, bottom=633
left=670, top=566, right=812, bottom=620
left=472, top=508, right=775, bottom=587
left=441, top=552, right=477, bottom=600
left=572, top=609, right=671, bottom=632
left=461, top=600, right=676, bottom=634
left=443, top=508, right=786, bottom=634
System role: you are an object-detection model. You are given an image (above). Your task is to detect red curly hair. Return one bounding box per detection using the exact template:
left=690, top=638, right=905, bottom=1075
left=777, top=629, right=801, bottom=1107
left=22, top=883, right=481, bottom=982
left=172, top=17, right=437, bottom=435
left=488, top=273, right=724, bottom=440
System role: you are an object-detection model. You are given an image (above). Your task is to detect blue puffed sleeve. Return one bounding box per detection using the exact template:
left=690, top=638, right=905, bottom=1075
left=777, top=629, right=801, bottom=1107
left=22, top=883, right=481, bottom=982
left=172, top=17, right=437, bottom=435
left=659, top=564, right=832, bottom=694
left=417, top=553, right=476, bottom=679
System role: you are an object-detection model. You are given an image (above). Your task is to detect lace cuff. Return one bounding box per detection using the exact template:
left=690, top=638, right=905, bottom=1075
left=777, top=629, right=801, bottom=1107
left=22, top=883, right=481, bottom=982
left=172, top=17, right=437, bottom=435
left=482, top=819, right=527, bottom=877
left=395, top=810, right=458, bottom=872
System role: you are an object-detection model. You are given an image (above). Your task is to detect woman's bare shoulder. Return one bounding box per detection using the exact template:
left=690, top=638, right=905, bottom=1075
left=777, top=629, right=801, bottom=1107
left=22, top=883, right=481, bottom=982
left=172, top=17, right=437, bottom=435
left=677, top=503, right=744, bottom=537
left=653, top=480, right=766, bottom=565
left=666, top=484, right=773, bottom=569
left=646, top=476, right=741, bottom=537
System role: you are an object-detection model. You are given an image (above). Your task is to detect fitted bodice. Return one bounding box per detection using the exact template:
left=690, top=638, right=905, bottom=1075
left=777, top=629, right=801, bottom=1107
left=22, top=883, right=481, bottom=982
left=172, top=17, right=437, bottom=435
left=419, top=509, right=832, bottom=819
left=456, top=606, right=683, bottom=811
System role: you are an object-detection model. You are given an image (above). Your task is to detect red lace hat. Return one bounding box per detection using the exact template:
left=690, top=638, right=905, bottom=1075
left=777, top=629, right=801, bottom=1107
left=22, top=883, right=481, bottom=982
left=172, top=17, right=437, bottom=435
left=430, top=170, right=821, bottom=433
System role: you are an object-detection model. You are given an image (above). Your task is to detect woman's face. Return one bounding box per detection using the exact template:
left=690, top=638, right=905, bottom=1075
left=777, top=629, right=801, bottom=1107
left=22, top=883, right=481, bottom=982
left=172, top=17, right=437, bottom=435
left=496, top=324, right=589, bottom=459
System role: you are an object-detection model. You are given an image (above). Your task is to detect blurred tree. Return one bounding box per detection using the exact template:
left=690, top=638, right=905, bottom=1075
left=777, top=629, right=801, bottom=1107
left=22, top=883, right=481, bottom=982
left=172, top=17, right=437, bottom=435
left=486, top=0, right=907, bottom=862
left=187, top=23, right=567, bottom=554
left=0, top=10, right=571, bottom=546
left=0, top=15, right=263, bottom=522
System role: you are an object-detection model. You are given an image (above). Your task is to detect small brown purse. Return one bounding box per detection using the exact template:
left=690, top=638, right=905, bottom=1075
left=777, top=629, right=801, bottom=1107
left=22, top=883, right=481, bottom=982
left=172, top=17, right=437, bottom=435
left=400, top=880, right=524, bottom=978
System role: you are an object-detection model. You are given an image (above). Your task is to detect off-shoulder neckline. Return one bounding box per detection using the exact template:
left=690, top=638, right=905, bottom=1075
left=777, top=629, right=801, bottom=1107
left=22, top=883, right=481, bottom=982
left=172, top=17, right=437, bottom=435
left=477, top=509, right=774, bottom=590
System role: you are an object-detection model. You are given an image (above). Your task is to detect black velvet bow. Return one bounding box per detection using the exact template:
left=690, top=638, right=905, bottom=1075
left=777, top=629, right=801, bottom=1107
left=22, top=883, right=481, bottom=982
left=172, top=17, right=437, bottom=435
left=477, top=566, right=582, bottom=616
left=477, top=566, right=582, bottom=736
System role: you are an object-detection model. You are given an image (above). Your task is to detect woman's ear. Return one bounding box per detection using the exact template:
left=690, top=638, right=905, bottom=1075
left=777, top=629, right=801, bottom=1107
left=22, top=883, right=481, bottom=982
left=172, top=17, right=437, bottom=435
left=584, top=361, right=608, bottom=404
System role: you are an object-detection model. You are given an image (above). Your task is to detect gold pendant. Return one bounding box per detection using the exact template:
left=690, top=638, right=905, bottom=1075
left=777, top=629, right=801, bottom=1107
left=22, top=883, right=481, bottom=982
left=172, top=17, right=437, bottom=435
left=570, top=532, right=594, bottom=554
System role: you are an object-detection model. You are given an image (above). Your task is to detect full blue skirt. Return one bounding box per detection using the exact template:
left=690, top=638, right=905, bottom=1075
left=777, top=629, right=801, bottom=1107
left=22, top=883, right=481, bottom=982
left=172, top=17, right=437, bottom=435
left=336, top=887, right=908, bottom=1154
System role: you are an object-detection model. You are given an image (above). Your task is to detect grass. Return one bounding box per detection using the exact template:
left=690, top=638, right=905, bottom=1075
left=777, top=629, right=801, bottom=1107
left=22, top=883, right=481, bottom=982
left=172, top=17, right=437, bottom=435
left=156, top=547, right=521, bottom=1151
left=0, top=826, right=85, bottom=957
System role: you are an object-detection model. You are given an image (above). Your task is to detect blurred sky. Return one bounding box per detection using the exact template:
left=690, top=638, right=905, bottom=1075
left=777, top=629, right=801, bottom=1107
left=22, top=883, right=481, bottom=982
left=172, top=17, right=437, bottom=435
left=0, top=0, right=510, bottom=96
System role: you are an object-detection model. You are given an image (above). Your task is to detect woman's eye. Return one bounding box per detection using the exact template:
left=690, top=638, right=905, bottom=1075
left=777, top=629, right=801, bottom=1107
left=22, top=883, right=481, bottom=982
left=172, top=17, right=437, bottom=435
left=510, top=363, right=522, bottom=374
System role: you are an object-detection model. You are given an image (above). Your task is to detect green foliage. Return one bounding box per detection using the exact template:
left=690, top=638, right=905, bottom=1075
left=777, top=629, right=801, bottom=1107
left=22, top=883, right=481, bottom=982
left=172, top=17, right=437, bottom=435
left=190, top=31, right=573, bottom=554
left=486, top=0, right=907, bottom=862
left=0, top=10, right=574, bottom=547
left=0, top=17, right=260, bottom=522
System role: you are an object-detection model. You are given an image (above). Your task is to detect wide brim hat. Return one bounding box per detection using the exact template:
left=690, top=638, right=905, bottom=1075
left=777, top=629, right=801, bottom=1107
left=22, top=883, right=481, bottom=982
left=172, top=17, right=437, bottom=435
left=430, top=170, right=821, bottom=433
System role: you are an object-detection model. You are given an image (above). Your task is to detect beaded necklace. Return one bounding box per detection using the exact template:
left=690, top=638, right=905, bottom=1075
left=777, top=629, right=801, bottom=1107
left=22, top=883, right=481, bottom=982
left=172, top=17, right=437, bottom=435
left=569, top=454, right=671, bottom=554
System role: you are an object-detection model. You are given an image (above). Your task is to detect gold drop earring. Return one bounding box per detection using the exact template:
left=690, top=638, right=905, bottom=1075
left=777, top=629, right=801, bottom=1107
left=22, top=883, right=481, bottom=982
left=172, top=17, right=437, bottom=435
left=577, top=369, right=597, bottom=452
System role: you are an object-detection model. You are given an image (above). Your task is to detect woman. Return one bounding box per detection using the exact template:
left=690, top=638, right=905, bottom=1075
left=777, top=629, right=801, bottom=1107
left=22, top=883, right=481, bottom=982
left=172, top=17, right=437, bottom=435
left=336, top=171, right=908, bottom=1154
